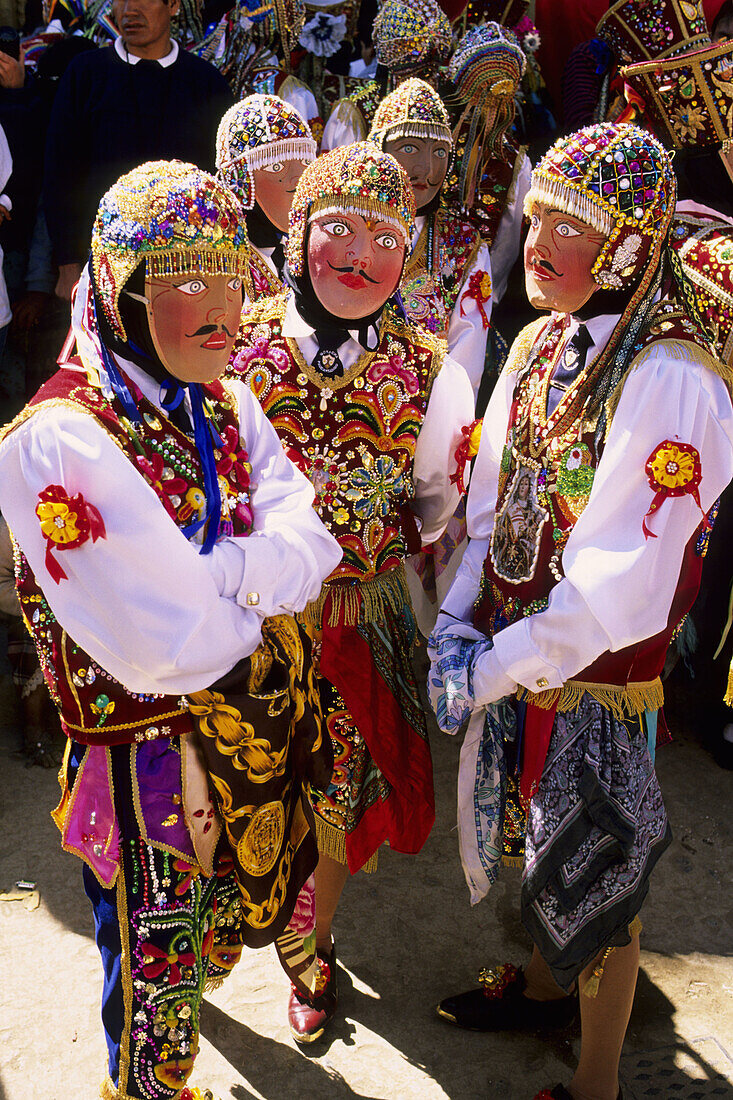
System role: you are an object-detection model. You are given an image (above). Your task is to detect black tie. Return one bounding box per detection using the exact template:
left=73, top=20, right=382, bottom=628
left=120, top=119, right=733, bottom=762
left=313, top=331, right=346, bottom=378
left=547, top=323, right=593, bottom=417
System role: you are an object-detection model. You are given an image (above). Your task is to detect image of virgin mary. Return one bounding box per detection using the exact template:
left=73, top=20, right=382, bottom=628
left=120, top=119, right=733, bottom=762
left=490, top=465, right=548, bottom=585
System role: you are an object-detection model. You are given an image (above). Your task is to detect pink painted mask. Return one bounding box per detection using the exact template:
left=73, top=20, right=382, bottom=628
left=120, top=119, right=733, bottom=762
left=307, top=211, right=406, bottom=320
left=524, top=202, right=608, bottom=314
left=145, top=272, right=243, bottom=383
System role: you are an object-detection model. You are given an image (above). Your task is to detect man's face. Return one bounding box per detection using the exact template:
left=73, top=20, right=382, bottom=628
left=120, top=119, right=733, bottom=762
left=524, top=202, right=607, bottom=313
left=307, top=211, right=406, bottom=319
left=384, top=136, right=451, bottom=210
left=253, top=158, right=311, bottom=232
left=145, top=272, right=243, bottom=383
left=112, top=0, right=179, bottom=53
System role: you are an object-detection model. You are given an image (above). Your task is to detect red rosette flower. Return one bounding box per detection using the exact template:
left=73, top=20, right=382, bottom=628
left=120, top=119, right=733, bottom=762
left=643, top=439, right=708, bottom=540
left=135, top=452, right=187, bottom=520
left=35, top=485, right=106, bottom=584
left=449, top=419, right=483, bottom=496
left=459, top=270, right=493, bottom=330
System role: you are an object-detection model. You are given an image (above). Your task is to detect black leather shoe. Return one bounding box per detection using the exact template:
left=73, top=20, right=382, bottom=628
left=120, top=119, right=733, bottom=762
left=437, top=963, right=577, bottom=1032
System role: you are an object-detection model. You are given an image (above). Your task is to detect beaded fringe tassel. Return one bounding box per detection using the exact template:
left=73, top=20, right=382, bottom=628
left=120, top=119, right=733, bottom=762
left=582, top=915, right=643, bottom=999
left=516, top=677, right=664, bottom=724
left=374, top=120, right=453, bottom=145
left=315, top=817, right=378, bottom=874
left=240, top=137, right=317, bottom=172
left=523, top=177, right=614, bottom=238
left=300, top=564, right=410, bottom=630
left=145, top=249, right=249, bottom=279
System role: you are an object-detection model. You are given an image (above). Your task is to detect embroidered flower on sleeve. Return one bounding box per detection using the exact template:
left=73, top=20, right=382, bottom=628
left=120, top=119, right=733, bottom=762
left=643, top=439, right=708, bottom=539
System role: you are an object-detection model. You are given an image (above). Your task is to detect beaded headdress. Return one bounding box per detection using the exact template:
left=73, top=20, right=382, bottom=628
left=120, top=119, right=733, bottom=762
left=447, top=22, right=526, bottom=206
left=671, top=216, right=733, bottom=366
left=368, top=79, right=453, bottom=149
left=524, top=122, right=675, bottom=290
left=372, top=0, right=452, bottom=78
left=598, top=0, right=733, bottom=148
left=91, top=160, right=249, bottom=342
left=216, top=94, right=317, bottom=211
left=286, top=142, right=416, bottom=277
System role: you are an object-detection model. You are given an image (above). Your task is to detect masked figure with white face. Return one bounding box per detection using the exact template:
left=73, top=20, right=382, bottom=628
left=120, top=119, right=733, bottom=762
left=428, top=123, right=733, bottom=1100
left=217, top=93, right=317, bottom=301
left=0, top=160, right=341, bottom=1100
left=227, top=141, right=474, bottom=1044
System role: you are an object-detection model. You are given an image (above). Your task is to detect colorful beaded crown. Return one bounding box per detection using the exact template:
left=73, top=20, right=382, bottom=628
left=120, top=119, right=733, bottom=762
left=216, top=94, right=316, bottom=211
left=598, top=0, right=733, bottom=148
left=447, top=21, right=526, bottom=106
left=671, top=216, right=733, bottom=366
left=524, top=123, right=676, bottom=290
left=286, top=142, right=416, bottom=277
left=92, top=160, right=249, bottom=342
left=372, top=0, right=452, bottom=77
left=368, top=79, right=453, bottom=148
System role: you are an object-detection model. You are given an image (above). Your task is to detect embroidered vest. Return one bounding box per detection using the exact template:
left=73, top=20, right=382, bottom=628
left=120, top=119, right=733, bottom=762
left=248, top=248, right=285, bottom=301
left=399, top=208, right=485, bottom=337
left=7, top=363, right=253, bottom=747
left=228, top=295, right=444, bottom=622
left=473, top=306, right=714, bottom=695
left=443, top=129, right=524, bottom=247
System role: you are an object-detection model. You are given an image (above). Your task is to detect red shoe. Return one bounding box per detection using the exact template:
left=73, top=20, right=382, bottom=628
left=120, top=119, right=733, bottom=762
left=288, top=943, right=338, bottom=1043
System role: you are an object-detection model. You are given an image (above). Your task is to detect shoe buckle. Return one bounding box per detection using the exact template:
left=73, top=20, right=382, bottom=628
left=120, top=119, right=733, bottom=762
left=478, top=962, right=519, bottom=998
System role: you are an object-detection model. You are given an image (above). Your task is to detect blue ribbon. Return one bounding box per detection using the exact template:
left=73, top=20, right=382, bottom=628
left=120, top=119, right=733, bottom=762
left=159, top=376, right=223, bottom=555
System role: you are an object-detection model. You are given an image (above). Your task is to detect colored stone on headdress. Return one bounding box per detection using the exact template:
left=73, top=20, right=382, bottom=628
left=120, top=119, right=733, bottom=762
left=368, top=78, right=453, bottom=149
left=216, top=94, right=317, bottom=211
left=372, top=0, right=452, bottom=77
left=524, top=122, right=676, bottom=290
left=92, top=160, right=249, bottom=342
left=286, top=142, right=416, bottom=277
left=671, top=216, right=733, bottom=366
left=448, top=20, right=526, bottom=106
left=598, top=0, right=733, bottom=149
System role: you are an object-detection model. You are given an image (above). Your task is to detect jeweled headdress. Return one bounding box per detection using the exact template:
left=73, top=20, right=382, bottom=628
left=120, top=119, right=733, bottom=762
left=216, top=94, right=317, bottom=211
left=372, top=0, right=452, bottom=78
left=286, top=142, right=416, bottom=277
left=598, top=0, right=733, bottom=149
left=671, top=216, right=733, bottom=366
left=367, top=78, right=453, bottom=148
left=92, top=160, right=249, bottom=341
left=524, top=122, right=675, bottom=290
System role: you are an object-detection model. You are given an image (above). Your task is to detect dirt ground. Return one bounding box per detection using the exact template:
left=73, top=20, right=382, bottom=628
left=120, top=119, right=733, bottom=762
left=1, top=665, right=731, bottom=1100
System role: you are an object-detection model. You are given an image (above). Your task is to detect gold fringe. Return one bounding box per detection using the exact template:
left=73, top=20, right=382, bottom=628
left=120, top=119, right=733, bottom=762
left=725, top=659, right=733, bottom=707
left=501, top=853, right=524, bottom=869
left=516, top=677, right=664, bottom=724
left=582, top=913, right=644, bottom=999
left=204, top=974, right=225, bottom=993
left=144, top=248, right=248, bottom=279
left=609, top=336, right=733, bottom=422
left=299, top=564, right=409, bottom=630
left=315, top=816, right=378, bottom=874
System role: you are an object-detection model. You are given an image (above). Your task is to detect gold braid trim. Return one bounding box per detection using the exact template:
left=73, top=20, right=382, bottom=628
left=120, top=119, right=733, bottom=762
left=725, top=657, right=733, bottom=708
left=608, top=337, right=733, bottom=422
left=299, top=563, right=409, bottom=629
left=506, top=317, right=552, bottom=374
left=315, top=816, right=378, bottom=874
left=516, top=677, right=664, bottom=724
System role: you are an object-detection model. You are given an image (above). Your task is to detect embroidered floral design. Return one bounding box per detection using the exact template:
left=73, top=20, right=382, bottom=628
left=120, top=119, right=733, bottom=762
left=136, top=452, right=187, bottom=520
left=35, top=485, right=107, bottom=584
left=346, top=454, right=406, bottom=519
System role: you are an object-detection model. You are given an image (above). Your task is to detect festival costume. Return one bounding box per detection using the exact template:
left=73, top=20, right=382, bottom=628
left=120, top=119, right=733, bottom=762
left=216, top=93, right=317, bottom=300
left=444, top=21, right=531, bottom=303
left=429, top=124, right=733, bottom=991
left=228, top=143, right=474, bottom=873
left=0, top=162, right=341, bottom=1099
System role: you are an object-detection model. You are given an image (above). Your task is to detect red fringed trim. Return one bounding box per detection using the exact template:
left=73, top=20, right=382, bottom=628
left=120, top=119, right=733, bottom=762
left=35, top=484, right=107, bottom=585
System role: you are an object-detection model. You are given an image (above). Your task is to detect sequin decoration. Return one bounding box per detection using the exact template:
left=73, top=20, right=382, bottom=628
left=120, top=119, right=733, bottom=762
left=448, top=21, right=526, bottom=109
left=368, top=78, right=453, bottom=149
left=672, top=218, right=733, bottom=367
left=524, top=122, right=675, bottom=290
left=216, top=94, right=317, bottom=211
left=91, top=160, right=249, bottom=341
left=598, top=0, right=733, bottom=150
left=372, top=0, right=452, bottom=77
left=286, top=142, right=416, bottom=278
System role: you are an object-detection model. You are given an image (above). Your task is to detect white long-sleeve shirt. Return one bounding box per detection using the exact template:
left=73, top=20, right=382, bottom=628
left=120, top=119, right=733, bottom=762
left=489, top=149, right=531, bottom=304
left=282, top=293, right=475, bottom=544
left=441, top=314, right=733, bottom=703
left=0, top=364, right=342, bottom=698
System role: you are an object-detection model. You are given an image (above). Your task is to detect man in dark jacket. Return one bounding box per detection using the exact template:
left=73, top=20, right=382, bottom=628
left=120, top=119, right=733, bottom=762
left=43, top=0, right=233, bottom=299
